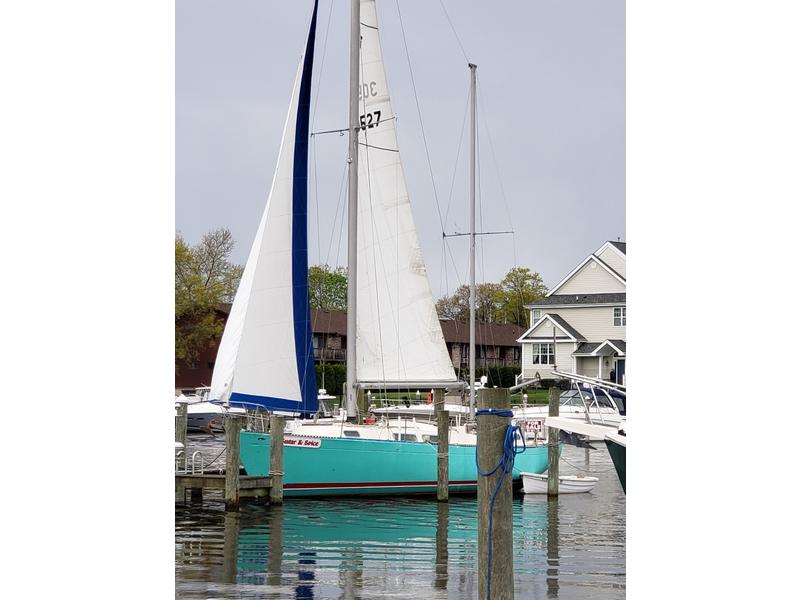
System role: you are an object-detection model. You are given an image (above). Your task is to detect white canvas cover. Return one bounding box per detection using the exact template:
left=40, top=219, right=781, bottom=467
left=354, top=0, right=457, bottom=385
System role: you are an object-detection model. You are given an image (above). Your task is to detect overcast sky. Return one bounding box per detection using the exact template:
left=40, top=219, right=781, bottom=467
left=176, top=0, right=625, bottom=295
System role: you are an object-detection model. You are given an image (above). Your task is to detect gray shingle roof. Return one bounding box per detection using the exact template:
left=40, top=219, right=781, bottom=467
left=604, top=339, right=626, bottom=353
left=592, top=254, right=626, bottom=281
left=528, top=293, right=626, bottom=307
left=573, top=342, right=601, bottom=355
left=610, top=241, right=626, bottom=254
left=546, top=314, right=585, bottom=341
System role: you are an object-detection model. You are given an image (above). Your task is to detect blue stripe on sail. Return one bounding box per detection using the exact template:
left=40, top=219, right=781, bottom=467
left=229, top=392, right=307, bottom=413
left=291, top=0, right=319, bottom=416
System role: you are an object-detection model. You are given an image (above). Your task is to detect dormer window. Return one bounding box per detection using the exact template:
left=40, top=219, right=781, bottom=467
left=613, top=306, right=626, bottom=326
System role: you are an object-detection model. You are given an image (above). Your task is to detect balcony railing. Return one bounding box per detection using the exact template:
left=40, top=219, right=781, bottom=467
left=458, top=357, right=520, bottom=368
left=314, top=348, right=346, bottom=362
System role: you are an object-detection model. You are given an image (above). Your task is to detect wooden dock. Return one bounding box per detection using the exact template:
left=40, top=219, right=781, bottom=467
left=175, top=411, right=285, bottom=510
left=175, top=473, right=272, bottom=499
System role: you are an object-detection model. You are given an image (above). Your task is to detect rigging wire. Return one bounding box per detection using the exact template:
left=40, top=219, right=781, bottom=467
left=333, top=161, right=348, bottom=267
left=477, top=75, right=518, bottom=268
left=393, top=0, right=446, bottom=233
left=310, top=0, right=335, bottom=127
left=443, top=85, right=472, bottom=233
left=312, top=136, right=322, bottom=263
left=309, top=0, right=335, bottom=266
left=325, top=161, right=348, bottom=267
left=437, top=0, right=470, bottom=63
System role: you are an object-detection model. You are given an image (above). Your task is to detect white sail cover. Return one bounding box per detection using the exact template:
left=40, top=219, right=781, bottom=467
left=355, top=0, right=457, bottom=384
left=210, top=2, right=318, bottom=412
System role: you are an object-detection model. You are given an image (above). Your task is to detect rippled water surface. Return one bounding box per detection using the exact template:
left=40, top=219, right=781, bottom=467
left=176, top=439, right=625, bottom=599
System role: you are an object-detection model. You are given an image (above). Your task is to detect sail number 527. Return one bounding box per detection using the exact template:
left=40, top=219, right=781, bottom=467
left=359, top=111, right=382, bottom=130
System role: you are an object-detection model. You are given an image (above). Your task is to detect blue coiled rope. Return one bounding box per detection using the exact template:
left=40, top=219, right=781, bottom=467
left=475, top=408, right=526, bottom=600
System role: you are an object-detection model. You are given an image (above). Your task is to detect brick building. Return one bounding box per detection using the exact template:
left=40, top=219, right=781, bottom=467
left=176, top=306, right=525, bottom=391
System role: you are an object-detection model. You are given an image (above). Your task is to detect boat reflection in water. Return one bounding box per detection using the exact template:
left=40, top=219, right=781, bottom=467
left=176, top=448, right=625, bottom=599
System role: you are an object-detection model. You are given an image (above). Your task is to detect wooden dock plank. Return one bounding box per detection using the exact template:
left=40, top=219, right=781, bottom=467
left=175, top=474, right=272, bottom=492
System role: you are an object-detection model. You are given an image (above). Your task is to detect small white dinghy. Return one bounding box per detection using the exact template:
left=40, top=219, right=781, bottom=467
left=521, top=471, right=599, bottom=494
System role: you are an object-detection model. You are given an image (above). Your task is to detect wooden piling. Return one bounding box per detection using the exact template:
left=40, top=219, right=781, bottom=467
left=434, top=388, right=449, bottom=502
left=224, top=414, right=245, bottom=512
left=547, top=386, right=560, bottom=497
left=269, top=415, right=285, bottom=505
left=175, top=400, right=188, bottom=470
left=477, top=387, right=514, bottom=600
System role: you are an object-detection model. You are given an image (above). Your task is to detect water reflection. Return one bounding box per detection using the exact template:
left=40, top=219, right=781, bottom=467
left=547, top=497, right=560, bottom=598
left=267, top=506, right=282, bottom=587
left=223, top=512, right=240, bottom=585
left=435, top=501, right=449, bottom=589
left=176, top=444, right=625, bottom=599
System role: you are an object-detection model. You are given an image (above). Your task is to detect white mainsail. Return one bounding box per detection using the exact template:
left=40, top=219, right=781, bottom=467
left=355, top=0, right=457, bottom=385
left=210, top=2, right=318, bottom=412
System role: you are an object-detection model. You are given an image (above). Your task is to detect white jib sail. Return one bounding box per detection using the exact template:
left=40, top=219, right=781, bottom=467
left=355, top=0, right=457, bottom=385
left=209, top=58, right=307, bottom=405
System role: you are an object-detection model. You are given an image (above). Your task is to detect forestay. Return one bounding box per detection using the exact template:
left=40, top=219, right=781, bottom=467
left=355, top=0, right=457, bottom=386
left=209, top=1, right=319, bottom=414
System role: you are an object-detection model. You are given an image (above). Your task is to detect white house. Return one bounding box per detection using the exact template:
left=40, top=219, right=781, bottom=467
left=517, top=241, right=626, bottom=384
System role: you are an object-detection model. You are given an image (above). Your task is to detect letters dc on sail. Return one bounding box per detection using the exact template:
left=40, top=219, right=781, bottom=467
left=210, top=2, right=319, bottom=414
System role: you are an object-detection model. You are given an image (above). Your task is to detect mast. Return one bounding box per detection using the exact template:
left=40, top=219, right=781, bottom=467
left=468, top=62, right=477, bottom=421
left=345, top=0, right=360, bottom=418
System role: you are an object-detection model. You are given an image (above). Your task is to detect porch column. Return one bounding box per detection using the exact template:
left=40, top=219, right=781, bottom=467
left=598, top=356, right=603, bottom=378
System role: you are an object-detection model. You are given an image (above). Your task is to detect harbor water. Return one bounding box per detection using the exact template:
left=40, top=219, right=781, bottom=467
left=176, top=438, right=625, bottom=599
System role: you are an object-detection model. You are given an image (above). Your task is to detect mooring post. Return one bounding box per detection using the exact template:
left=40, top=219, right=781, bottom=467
left=175, top=399, right=188, bottom=470
left=435, top=388, right=449, bottom=501
left=547, top=386, right=560, bottom=497
left=224, top=414, right=244, bottom=512
left=269, top=415, right=285, bottom=505
left=477, top=387, right=514, bottom=600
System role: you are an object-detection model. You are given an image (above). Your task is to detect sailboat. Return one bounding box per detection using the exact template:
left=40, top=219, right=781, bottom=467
left=207, top=0, right=548, bottom=496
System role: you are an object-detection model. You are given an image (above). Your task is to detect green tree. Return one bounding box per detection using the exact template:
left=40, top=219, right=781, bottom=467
left=497, top=267, right=547, bottom=327
left=308, top=264, right=348, bottom=311
left=435, top=283, right=504, bottom=323
left=175, top=229, right=243, bottom=368
left=435, top=267, right=547, bottom=326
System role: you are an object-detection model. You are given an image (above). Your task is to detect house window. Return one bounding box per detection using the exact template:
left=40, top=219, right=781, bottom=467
left=532, top=309, right=542, bottom=324
left=613, top=306, right=626, bottom=326
left=531, top=343, right=554, bottom=365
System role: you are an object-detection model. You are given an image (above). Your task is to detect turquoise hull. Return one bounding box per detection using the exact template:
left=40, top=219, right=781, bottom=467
left=239, top=431, right=550, bottom=497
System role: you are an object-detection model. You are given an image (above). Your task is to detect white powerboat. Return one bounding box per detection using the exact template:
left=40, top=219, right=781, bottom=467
left=521, top=471, right=599, bottom=494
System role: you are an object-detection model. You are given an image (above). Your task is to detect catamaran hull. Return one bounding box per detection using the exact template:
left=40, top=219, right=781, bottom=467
left=240, top=432, right=549, bottom=497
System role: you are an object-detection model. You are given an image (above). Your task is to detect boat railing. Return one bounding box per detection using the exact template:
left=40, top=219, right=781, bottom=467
left=552, top=369, right=626, bottom=393
left=583, top=384, right=610, bottom=427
